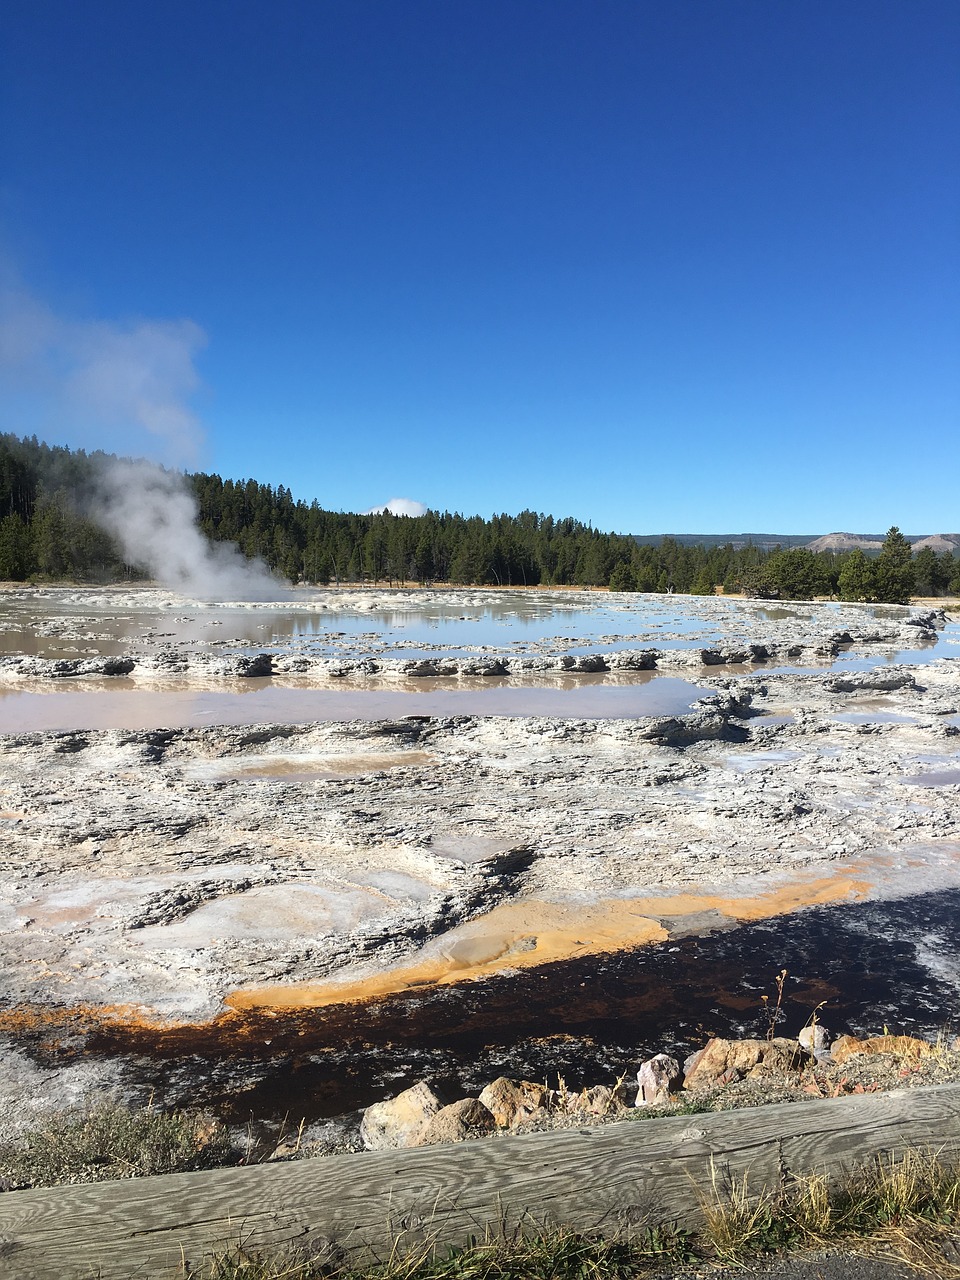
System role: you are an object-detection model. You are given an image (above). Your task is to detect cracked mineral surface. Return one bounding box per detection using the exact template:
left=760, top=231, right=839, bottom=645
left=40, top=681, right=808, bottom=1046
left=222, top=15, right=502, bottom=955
left=1, top=585, right=958, bottom=1130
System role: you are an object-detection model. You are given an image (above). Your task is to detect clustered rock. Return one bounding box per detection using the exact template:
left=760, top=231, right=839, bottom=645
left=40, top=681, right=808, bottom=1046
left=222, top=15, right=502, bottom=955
left=0, top=611, right=946, bottom=685
left=359, top=1075, right=625, bottom=1150
left=358, top=1026, right=942, bottom=1151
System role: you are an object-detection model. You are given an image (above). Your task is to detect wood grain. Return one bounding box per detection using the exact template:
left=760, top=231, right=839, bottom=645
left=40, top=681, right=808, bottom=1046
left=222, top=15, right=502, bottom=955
left=3, top=1083, right=960, bottom=1279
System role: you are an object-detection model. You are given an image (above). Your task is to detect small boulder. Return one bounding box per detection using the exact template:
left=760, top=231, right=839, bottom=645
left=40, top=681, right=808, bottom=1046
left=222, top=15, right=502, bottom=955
left=478, top=1077, right=547, bottom=1128
left=360, top=1081, right=445, bottom=1150
left=564, top=1085, right=624, bottom=1117
left=415, top=1098, right=496, bottom=1146
left=798, top=1025, right=830, bottom=1054
left=636, top=1054, right=681, bottom=1107
left=831, top=1034, right=932, bottom=1066
left=237, top=653, right=274, bottom=677
left=684, top=1038, right=808, bottom=1090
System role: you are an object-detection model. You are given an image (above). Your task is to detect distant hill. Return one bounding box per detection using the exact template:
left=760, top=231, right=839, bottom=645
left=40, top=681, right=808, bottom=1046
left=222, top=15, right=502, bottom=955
left=633, top=532, right=960, bottom=554
left=806, top=532, right=887, bottom=553
left=632, top=533, right=815, bottom=550
left=911, top=534, right=960, bottom=554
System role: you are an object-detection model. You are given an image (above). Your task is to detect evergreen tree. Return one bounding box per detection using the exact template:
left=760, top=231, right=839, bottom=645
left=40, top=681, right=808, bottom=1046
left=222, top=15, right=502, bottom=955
left=608, top=561, right=636, bottom=592
left=0, top=514, right=35, bottom=579
left=872, top=526, right=914, bottom=604
left=837, top=548, right=875, bottom=602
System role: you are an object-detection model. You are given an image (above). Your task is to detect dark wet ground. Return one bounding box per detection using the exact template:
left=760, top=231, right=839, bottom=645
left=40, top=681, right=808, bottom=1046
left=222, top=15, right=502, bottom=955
left=32, top=887, right=959, bottom=1127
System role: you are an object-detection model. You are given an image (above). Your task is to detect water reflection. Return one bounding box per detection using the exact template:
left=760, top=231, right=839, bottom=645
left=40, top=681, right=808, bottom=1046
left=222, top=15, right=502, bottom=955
left=0, top=674, right=713, bottom=732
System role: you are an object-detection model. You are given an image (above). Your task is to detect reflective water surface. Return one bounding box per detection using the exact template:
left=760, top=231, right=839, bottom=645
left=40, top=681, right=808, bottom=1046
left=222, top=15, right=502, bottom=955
left=0, top=674, right=714, bottom=731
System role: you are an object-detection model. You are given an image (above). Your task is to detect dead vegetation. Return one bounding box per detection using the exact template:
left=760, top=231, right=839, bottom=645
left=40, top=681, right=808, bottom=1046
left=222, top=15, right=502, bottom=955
left=160, top=1147, right=960, bottom=1278
left=0, top=1100, right=234, bottom=1188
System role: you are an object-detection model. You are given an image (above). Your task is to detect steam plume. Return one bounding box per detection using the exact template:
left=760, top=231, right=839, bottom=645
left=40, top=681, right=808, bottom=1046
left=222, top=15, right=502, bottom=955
left=95, top=460, right=282, bottom=601
left=1, top=282, right=287, bottom=599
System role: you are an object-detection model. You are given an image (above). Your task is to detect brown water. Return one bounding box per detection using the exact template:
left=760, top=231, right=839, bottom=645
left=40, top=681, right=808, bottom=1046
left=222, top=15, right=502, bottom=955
left=210, top=751, right=438, bottom=782
left=0, top=675, right=712, bottom=732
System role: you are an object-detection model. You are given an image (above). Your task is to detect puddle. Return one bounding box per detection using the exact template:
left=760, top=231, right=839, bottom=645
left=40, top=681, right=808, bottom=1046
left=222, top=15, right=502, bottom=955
left=197, top=751, right=437, bottom=783
left=0, top=676, right=713, bottom=732
left=830, top=711, right=919, bottom=725
left=724, top=750, right=802, bottom=772
left=0, top=590, right=741, bottom=659
left=4, top=588, right=957, bottom=664
left=901, top=770, right=960, bottom=788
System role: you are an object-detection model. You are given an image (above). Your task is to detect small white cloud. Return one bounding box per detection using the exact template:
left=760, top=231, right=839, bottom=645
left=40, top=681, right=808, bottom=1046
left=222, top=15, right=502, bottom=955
left=364, top=497, right=428, bottom=517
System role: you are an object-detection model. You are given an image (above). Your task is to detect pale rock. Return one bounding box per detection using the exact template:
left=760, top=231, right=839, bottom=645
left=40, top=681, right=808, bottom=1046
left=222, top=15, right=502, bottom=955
left=415, top=1097, right=496, bottom=1146
left=359, top=1081, right=444, bottom=1150
left=636, top=1053, right=681, bottom=1107
left=683, top=1037, right=809, bottom=1089
left=797, top=1025, right=830, bottom=1054
left=478, top=1077, right=547, bottom=1128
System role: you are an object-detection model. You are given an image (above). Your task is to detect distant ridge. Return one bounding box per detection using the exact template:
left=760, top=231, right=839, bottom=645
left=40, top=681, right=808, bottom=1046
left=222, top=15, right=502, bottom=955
left=632, top=533, right=816, bottom=550
left=806, top=532, right=886, bottom=553
left=911, top=534, right=960, bottom=554
left=631, top=532, right=960, bottom=553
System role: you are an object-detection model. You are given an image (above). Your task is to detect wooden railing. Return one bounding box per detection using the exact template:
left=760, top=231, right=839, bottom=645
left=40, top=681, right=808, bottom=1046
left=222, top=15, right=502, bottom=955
left=3, top=1083, right=960, bottom=1279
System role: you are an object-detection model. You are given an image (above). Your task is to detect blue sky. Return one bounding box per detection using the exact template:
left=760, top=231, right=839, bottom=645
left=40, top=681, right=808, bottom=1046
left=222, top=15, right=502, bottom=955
left=1, top=1, right=958, bottom=533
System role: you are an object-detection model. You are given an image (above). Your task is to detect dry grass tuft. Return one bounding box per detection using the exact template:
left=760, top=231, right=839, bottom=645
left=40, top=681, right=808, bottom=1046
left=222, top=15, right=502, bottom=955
left=0, top=1100, right=234, bottom=1188
left=698, top=1146, right=960, bottom=1268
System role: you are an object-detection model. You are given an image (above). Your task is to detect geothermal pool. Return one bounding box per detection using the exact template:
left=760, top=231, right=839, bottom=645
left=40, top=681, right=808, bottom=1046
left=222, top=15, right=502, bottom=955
left=1, top=584, right=959, bottom=1137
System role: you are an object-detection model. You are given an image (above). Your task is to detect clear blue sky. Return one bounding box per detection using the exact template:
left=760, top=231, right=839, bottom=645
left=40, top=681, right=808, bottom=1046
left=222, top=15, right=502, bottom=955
left=1, top=1, right=958, bottom=533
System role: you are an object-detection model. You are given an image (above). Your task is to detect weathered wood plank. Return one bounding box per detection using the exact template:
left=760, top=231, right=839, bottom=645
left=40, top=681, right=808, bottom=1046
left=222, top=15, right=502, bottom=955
left=3, top=1084, right=960, bottom=1280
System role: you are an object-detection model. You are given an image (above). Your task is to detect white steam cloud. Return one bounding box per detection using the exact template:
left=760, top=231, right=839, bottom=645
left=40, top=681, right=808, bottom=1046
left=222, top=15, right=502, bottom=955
left=95, top=460, right=281, bottom=601
left=1, top=282, right=286, bottom=599
left=364, top=497, right=429, bottom=517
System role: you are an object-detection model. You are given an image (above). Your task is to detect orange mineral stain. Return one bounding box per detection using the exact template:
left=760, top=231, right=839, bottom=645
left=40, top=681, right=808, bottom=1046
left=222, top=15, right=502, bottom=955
left=225, top=868, right=871, bottom=1013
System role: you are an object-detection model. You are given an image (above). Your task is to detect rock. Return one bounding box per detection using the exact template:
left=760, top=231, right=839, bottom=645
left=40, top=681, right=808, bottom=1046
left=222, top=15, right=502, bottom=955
left=564, top=1085, right=624, bottom=1116
left=831, top=1034, right=932, bottom=1065
left=683, top=1037, right=809, bottom=1089
left=236, top=653, right=274, bottom=677
left=610, top=650, right=658, bottom=670
left=797, top=1024, right=830, bottom=1054
left=477, top=1077, right=547, bottom=1128
left=402, top=659, right=459, bottom=677
left=359, top=1080, right=445, bottom=1150
left=826, top=671, right=916, bottom=694
left=459, top=658, right=508, bottom=677
left=904, top=610, right=947, bottom=631
left=414, top=1097, right=495, bottom=1146
left=557, top=654, right=608, bottom=673
left=636, top=1053, right=681, bottom=1107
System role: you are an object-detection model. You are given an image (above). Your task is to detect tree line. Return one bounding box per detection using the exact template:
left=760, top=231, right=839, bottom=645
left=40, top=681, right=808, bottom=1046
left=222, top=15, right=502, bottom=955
left=1, top=433, right=957, bottom=604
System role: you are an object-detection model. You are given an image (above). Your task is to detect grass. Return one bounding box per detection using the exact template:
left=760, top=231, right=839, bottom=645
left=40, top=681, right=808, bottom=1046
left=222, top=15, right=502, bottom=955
left=168, top=1147, right=960, bottom=1279
left=0, top=1100, right=235, bottom=1187
left=698, top=1146, right=960, bottom=1273
left=193, top=1223, right=693, bottom=1280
